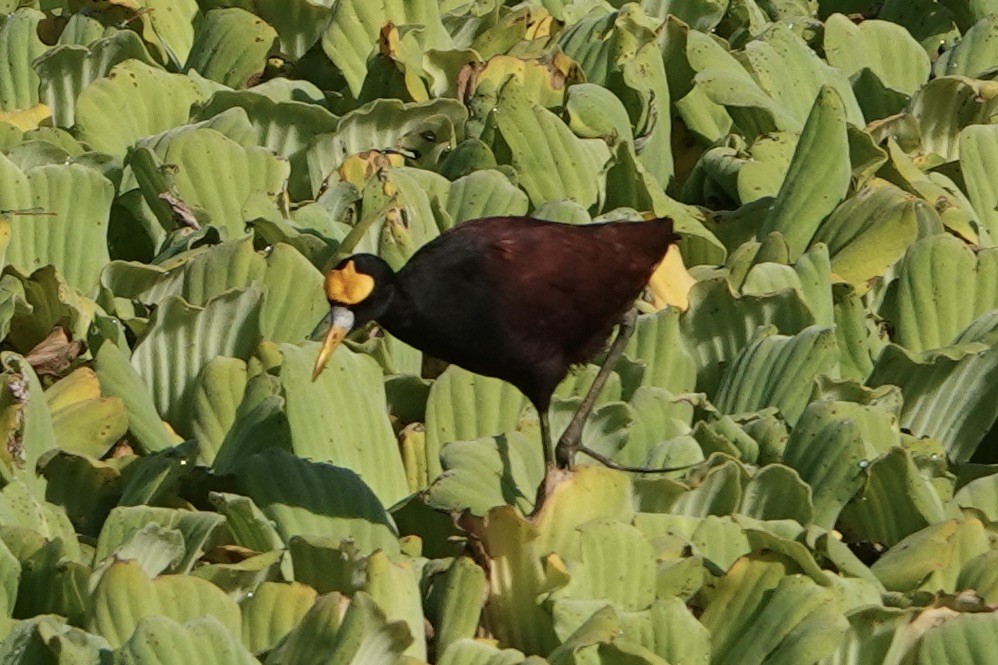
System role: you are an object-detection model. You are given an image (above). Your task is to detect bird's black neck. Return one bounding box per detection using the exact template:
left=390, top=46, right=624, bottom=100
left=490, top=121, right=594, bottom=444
left=375, top=283, right=421, bottom=341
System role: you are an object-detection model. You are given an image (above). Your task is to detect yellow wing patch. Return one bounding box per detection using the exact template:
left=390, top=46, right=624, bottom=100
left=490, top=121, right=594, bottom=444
left=648, top=244, right=696, bottom=311
left=324, top=260, right=375, bottom=305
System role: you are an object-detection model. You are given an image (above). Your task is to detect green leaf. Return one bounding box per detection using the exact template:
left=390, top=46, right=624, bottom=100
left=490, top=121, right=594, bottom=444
left=269, top=591, right=412, bottom=665
left=427, top=431, right=543, bottom=516
left=0, top=355, right=60, bottom=497
left=783, top=396, right=902, bottom=528
left=812, top=180, right=921, bottom=294
left=880, top=235, right=997, bottom=353
left=424, top=366, right=530, bottom=481
left=824, top=13, right=931, bottom=96
left=131, top=126, right=290, bottom=239
left=914, top=610, right=998, bottom=665
left=321, top=0, right=452, bottom=98
left=189, top=356, right=247, bottom=465
left=838, top=447, right=948, bottom=546
left=494, top=82, right=610, bottom=210
left=445, top=170, right=529, bottom=226
left=280, top=343, right=409, bottom=508
left=699, top=553, right=848, bottom=665
left=237, top=448, right=400, bottom=556
left=90, top=560, right=242, bottom=649
left=430, top=556, right=488, bottom=659
left=96, top=505, right=226, bottom=575
left=957, top=123, right=998, bottom=244
left=131, top=287, right=262, bottom=437
left=0, top=9, right=47, bottom=112
left=0, top=615, right=110, bottom=664
left=33, top=31, right=154, bottom=128
left=681, top=277, right=814, bottom=396
left=117, top=615, right=258, bottom=665
left=186, top=8, right=278, bottom=89
left=195, top=86, right=339, bottom=200
left=240, top=581, right=318, bottom=655
left=714, top=326, right=838, bottom=425
left=0, top=155, right=114, bottom=293
left=94, top=341, right=182, bottom=453
left=759, top=86, right=851, bottom=260
left=75, top=59, right=203, bottom=157
left=909, top=76, right=998, bottom=160
left=868, top=337, right=998, bottom=463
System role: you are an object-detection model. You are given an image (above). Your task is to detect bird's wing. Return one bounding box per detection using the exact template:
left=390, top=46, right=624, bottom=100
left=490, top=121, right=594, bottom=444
left=482, top=220, right=669, bottom=365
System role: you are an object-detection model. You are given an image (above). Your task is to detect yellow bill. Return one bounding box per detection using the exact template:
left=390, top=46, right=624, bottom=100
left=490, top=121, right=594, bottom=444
left=312, top=307, right=355, bottom=381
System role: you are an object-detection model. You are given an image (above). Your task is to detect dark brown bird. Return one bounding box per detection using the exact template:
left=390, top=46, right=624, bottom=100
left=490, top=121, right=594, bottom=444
left=313, top=216, right=678, bottom=484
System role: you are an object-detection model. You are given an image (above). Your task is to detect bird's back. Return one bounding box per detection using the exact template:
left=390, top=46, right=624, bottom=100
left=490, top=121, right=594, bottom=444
left=392, top=216, right=676, bottom=404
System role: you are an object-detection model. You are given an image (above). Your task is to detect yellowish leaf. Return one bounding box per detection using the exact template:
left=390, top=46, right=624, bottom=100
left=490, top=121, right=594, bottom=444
left=0, top=104, right=51, bottom=131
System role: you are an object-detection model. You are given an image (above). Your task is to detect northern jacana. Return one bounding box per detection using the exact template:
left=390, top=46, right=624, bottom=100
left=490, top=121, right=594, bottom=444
left=312, top=216, right=679, bottom=489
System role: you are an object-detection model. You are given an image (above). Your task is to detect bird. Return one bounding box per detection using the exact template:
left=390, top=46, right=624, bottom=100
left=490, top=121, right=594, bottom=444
left=312, top=215, right=679, bottom=495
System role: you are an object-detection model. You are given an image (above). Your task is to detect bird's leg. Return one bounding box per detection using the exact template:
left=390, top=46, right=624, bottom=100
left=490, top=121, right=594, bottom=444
left=555, top=308, right=638, bottom=469
left=539, top=407, right=554, bottom=469
left=534, top=405, right=556, bottom=511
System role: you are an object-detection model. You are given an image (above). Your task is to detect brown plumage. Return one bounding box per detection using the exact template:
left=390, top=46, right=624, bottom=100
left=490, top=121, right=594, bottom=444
left=312, top=215, right=678, bottom=475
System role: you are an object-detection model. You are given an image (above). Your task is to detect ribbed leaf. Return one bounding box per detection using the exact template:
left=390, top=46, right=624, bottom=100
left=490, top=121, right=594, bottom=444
left=915, top=611, right=998, bottom=665
left=117, top=615, right=257, bottom=665
left=868, top=337, right=998, bottom=462
left=237, top=448, right=400, bottom=556
left=0, top=155, right=113, bottom=292
left=909, top=76, right=998, bottom=160
left=131, top=127, right=290, bottom=238
left=446, top=170, right=529, bottom=226
left=131, top=287, right=263, bottom=437
left=783, top=395, right=902, bottom=528
left=90, top=560, right=241, bottom=649
left=494, top=82, right=610, bottom=210
left=33, top=31, right=154, bottom=128
left=824, top=14, right=931, bottom=96
left=437, top=639, right=533, bottom=665
left=957, top=124, right=998, bottom=244
left=0, top=9, right=46, bottom=112
left=759, top=86, right=851, bottom=259
left=366, top=550, right=425, bottom=659
left=260, top=244, right=327, bottom=344
left=714, top=326, right=838, bottom=425
left=195, top=86, right=339, bottom=200
left=96, top=506, right=226, bottom=575
left=75, top=59, right=202, bottom=156
left=426, top=432, right=543, bottom=516
left=432, top=557, right=489, bottom=659
left=280, top=343, right=409, bottom=508
left=838, top=447, right=948, bottom=546
left=424, top=366, right=530, bottom=481
left=241, top=581, right=318, bottom=655
left=880, top=235, right=997, bottom=352
left=208, top=492, right=285, bottom=553
left=321, top=0, right=452, bottom=97
left=934, top=14, right=998, bottom=79
left=699, top=553, right=848, bottom=665
left=0, top=354, right=59, bottom=497
left=870, top=518, right=990, bottom=592
left=94, top=341, right=182, bottom=453
left=186, top=8, right=278, bottom=89
left=189, top=357, right=247, bottom=465
left=270, top=591, right=412, bottom=665
left=812, top=180, right=921, bottom=294
left=0, top=616, right=110, bottom=663
left=681, top=277, right=814, bottom=396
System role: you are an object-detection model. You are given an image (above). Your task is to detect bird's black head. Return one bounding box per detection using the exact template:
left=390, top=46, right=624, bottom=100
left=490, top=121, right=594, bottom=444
left=324, top=253, right=397, bottom=325
left=312, top=253, right=396, bottom=380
